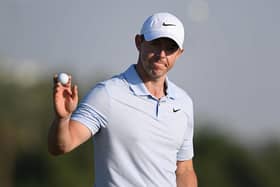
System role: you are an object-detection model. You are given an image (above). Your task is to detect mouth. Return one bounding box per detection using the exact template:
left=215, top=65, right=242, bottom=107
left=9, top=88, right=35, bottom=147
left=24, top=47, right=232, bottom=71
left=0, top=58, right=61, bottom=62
left=149, top=62, right=167, bottom=73
left=153, top=60, right=167, bottom=67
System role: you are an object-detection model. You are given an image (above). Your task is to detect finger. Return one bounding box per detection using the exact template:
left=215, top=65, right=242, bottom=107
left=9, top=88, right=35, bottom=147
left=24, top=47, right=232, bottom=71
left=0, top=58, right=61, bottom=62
left=53, top=83, right=63, bottom=97
left=72, top=85, right=78, bottom=100
left=65, top=75, right=72, bottom=86
left=53, top=81, right=62, bottom=90
left=53, top=83, right=71, bottom=98
left=53, top=74, right=58, bottom=84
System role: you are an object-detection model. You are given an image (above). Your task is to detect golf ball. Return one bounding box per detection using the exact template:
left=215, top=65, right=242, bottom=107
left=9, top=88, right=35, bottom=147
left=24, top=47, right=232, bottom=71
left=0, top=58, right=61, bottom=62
left=57, top=73, right=69, bottom=85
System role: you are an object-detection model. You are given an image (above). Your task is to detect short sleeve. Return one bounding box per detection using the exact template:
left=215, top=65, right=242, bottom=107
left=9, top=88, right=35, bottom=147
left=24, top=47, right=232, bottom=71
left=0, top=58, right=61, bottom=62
left=71, top=83, right=110, bottom=135
left=176, top=99, right=194, bottom=161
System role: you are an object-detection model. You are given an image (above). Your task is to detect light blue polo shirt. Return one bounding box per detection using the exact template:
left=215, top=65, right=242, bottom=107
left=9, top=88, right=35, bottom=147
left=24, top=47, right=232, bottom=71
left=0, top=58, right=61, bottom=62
left=71, top=64, right=194, bottom=187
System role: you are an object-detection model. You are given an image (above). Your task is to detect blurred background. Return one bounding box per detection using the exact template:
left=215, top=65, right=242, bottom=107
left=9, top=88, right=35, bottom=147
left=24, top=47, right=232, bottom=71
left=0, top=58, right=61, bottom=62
left=0, top=0, right=279, bottom=186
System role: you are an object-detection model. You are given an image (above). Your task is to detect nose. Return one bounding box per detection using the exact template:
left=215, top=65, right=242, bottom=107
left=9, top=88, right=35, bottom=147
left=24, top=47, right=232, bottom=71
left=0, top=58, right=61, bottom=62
left=155, top=48, right=167, bottom=58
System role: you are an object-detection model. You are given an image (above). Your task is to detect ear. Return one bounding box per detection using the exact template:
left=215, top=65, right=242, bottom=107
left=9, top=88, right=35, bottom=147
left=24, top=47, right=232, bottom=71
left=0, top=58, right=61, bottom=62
left=175, top=48, right=184, bottom=59
left=135, top=34, right=143, bottom=51
left=178, top=48, right=184, bottom=56
left=180, top=48, right=184, bottom=55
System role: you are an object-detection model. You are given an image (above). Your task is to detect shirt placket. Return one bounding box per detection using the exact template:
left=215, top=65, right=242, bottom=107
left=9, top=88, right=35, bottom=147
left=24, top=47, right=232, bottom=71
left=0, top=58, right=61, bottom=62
left=156, top=97, right=168, bottom=119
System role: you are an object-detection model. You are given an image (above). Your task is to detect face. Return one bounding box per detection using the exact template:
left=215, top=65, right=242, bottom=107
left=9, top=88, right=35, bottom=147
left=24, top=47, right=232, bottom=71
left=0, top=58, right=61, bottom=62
left=135, top=35, right=183, bottom=81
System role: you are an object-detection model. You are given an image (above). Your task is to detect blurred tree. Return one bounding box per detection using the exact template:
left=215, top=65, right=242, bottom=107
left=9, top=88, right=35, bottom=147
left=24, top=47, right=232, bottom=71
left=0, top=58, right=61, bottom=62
left=257, top=141, right=280, bottom=187
left=194, top=127, right=279, bottom=187
left=0, top=74, right=94, bottom=187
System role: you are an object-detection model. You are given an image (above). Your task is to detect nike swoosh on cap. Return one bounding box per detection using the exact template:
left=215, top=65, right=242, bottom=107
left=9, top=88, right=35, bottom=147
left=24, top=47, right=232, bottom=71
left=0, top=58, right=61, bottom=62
left=162, top=22, right=176, bottom=26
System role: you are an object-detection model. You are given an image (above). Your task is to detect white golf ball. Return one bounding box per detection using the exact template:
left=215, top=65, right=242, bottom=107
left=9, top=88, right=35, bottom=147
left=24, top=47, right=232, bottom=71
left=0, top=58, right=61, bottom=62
left=57, top=73, right=69, bottom=85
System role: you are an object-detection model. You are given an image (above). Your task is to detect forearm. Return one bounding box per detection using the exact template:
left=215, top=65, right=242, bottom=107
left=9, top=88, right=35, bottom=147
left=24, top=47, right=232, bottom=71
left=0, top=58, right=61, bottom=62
left=176, top=170, right=198, bottom=187
left=48, top=117, right=73, bottom=155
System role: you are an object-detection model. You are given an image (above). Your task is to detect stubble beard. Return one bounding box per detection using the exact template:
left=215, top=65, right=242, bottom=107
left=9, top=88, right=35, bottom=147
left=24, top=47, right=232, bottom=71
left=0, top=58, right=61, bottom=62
left=143, top=60, right=168, bottom=81
left=137, top=53, right=169, bottom=81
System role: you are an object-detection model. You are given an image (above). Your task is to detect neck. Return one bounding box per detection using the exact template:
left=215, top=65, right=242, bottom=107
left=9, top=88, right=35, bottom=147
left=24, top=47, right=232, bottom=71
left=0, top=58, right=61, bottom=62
left=144, top=81, right=166, bottom=99
left=135, top=63, right=166, bottom=99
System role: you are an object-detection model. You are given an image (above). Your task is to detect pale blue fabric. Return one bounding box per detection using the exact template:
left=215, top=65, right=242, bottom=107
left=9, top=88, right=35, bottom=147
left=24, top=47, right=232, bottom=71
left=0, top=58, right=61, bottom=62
left=71, top=64, right=194, bottom=187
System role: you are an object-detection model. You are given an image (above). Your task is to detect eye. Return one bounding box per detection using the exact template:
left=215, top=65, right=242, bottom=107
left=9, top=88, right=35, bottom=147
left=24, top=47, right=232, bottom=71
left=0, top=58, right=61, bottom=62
left=166, top=43, right=179, bottom=52
left=150, top=40, right=161, bottom=47
left=147, top=38, right=179, bottom=54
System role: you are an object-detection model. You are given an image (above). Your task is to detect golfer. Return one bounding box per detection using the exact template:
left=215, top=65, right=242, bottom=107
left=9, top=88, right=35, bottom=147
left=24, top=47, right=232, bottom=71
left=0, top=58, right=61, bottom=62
left=49, top=12, right=198, bottom=187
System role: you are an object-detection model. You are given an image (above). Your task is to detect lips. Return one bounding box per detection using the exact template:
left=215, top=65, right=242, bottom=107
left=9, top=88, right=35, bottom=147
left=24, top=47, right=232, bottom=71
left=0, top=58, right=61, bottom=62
left=150, top=63, right=166, bottom=73
left=153, top=60, right=167, bottom=67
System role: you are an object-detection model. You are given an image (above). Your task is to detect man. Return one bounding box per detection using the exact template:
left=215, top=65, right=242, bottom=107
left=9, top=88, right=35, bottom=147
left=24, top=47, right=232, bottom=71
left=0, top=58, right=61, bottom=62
left=48, top=12, right=198, bottom=187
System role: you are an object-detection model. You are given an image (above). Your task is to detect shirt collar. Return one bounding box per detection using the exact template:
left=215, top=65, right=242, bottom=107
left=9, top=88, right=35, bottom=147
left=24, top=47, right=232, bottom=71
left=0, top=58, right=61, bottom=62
left=123, top=64, right=176, bottom=99
left=164, top=77, right=176, bottom=99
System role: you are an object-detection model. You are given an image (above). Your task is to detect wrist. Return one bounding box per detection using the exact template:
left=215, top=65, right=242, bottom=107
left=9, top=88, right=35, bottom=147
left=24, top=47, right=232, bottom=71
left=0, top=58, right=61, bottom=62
left=55, top=115, right=71, bottom=122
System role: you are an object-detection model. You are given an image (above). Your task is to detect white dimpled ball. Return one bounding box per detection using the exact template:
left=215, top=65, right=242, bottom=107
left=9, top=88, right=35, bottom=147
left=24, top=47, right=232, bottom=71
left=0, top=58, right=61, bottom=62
left=57, top=73, right=69, bottom=85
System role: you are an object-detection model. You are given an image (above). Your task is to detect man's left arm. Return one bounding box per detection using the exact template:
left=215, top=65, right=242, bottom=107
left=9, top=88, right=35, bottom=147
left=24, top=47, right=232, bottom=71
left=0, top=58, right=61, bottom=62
left=176, top=159, right=198, bottom=187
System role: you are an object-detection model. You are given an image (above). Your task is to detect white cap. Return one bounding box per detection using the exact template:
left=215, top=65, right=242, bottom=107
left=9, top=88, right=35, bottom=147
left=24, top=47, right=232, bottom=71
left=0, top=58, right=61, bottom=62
left=140, top=12, right=185, bottom=49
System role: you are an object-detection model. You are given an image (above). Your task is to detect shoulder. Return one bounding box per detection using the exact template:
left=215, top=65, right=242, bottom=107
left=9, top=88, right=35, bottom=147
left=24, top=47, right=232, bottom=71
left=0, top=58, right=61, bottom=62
left=168, top=80, right=193, bottom=106
left=83, top=73, right=128, bottom=102
left=101, top=73, right=128, bottom=88
left=168, top=80, right=194, bottom=122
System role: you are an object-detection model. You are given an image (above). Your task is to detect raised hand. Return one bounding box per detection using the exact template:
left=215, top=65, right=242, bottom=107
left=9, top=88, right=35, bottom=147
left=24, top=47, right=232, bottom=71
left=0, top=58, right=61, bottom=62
left=53, top=74, right=78, bottom=119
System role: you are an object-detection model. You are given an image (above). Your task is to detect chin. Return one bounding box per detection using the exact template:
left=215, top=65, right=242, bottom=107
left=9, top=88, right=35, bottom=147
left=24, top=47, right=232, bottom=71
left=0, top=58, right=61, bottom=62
left=150, top=70, right=167, bottom=79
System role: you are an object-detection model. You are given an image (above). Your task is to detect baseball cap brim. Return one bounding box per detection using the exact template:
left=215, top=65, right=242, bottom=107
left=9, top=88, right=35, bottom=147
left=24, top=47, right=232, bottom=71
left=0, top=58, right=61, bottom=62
left=143, top=31, right=183, bottom=49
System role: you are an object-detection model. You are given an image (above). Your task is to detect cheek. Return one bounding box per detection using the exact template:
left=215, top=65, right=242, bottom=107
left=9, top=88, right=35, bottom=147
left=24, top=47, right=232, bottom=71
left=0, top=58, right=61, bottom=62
left=140, top=51, right=147, bottom=62
left=140, top=49, right=153, bottom=62
left=167, top=52, right=181, bottom=66
left=166, top=57, right=177, bottom=68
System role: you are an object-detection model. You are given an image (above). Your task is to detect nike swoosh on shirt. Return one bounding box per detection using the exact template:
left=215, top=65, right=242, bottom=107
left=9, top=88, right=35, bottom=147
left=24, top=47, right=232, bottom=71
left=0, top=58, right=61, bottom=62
left=173, top=108, right=181, bottom=112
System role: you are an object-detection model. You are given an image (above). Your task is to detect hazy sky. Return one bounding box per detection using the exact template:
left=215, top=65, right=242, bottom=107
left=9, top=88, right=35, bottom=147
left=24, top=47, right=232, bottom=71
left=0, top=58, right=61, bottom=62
left=1, top=0, right=279, bottom=144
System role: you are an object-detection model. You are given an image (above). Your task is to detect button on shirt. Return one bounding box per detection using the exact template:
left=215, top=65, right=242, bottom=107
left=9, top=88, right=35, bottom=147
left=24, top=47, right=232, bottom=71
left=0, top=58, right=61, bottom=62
left=71, top=64, right=194, bottom=187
